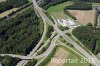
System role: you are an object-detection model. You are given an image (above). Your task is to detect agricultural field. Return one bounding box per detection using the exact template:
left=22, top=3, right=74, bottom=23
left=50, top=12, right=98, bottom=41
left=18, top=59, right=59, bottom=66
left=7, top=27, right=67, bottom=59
left=46, top=47, right=89, bottom=66
left=47, top=2, right=73, bottom=19
left=47, top=47, right=69, bottom=66
left=63, top=49, right=89, bottom=66
left=0, top=8, right=18, bottom=18
left=68, top=9, right=96, bottom=25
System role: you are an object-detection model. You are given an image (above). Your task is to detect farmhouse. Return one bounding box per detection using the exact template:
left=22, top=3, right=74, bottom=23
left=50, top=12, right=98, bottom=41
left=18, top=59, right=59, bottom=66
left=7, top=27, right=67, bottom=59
left=57, top=19, right=76, bottom=27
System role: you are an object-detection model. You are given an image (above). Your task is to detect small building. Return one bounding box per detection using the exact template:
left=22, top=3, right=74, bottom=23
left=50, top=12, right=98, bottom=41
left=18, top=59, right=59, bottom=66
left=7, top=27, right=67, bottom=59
left=57, top=19, right=76, bottom=27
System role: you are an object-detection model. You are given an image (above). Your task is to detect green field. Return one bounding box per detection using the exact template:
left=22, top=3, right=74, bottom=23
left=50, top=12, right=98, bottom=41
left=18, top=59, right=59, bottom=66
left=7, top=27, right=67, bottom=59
left=92, top=3, right=100, bottom=6
left=47, top=2, right=73, bottom=19
left=28, top=0, right=32, bottom=3
left=42, top=45, right=89, bottom=66
left=63, top=47, right=89, bottom=66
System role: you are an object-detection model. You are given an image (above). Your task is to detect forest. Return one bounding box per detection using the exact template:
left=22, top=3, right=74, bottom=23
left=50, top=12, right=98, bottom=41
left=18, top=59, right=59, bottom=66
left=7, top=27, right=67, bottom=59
left=72, top=26, right=100, bottom=54
left=0, top=56, right=21, bottom=66
left=0, top=0, right=28, bottom=13
left=64, top=2, right=92, bottom=10
left=0, top=7, right=43, bottom=55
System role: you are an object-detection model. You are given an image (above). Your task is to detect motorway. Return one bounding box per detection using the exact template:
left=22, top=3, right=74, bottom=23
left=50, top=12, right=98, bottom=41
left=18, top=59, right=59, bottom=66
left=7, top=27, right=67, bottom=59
left=32, top=0, right=100, bottom=66
left=0, top=0, right=100, bottom=66
left=35, top=34, right=60, bottom=66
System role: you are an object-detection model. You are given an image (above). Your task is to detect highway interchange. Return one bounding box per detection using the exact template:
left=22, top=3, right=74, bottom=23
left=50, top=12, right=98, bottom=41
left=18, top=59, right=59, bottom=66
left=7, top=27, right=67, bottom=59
left=0, top=0, right=100, bottom=66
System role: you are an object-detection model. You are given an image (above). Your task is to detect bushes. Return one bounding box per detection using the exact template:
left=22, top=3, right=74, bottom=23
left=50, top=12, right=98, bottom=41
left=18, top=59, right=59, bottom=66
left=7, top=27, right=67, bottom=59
left=0, top=7, right=43, bottom=55
left=38, top=46, right=58, bottom=66
left=47, top=26, right=54, bottom=38
left=25, top=59, right=37, bottom=66
left=64, top=2, right=92, bottom=10
left=58, top=25, right=69, bottom=31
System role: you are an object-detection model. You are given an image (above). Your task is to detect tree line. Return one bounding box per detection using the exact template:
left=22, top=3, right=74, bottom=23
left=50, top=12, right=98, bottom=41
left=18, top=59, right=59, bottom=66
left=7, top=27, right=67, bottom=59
left=72, top=26, right=100, bottom=54
left=0, top=7, right=43, bottom=55
left=64, top=2, right=92, bottom=10
left=0, top=0, right=28, bottom=13
left=79, top=0, right=100, bottom=2
left=0, top=56, right=21, bottom=66
left=40, top=0, right=69, bottom=10
left=40, top=0, right=100, bottom=10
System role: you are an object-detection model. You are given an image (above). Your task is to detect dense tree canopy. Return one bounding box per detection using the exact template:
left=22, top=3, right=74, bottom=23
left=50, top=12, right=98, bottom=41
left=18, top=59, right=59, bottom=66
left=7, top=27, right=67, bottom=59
left=72, top=26, right=100, bottom=54
left=64, top=2, right=92, bottom=10
left=0, top=7, right=43, bottom=55
left=0, top=0, right=28, bottom=13
left=0, top=56, right=21, bottom=66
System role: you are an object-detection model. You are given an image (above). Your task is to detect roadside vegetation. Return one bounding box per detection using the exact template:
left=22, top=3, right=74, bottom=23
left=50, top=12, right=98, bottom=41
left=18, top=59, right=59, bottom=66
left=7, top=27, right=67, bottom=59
left=44, top=12, right=55, bottom=24
left=25, top=59, right=37, bottom=66
left=39, top=0, right=71, bottom=10
left=58, top=25, right=69, bottom=31
left=0, top=56, right=21, bottom=66
left=0, top=7, right=44, bottom=55
left=0, top=8, right=18, bottom=18
left=72, top=26, right=100, bottom=54
left=37, top=42, right=51, bottom=55
left=36, top=25, right=54, bottom=55
left=47, top=1, right=73, bottom=19
left=38, top=46, right=58, bottom=66
left=28, top=0, right=32, bottom=3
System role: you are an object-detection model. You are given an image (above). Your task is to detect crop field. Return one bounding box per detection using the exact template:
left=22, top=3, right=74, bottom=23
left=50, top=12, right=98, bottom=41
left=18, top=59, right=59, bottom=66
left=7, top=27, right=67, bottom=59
left=63, top=50, right=89, bottom=66
left=68, top=10, right=96, bottom=25
left=47, top=2, right=73, bottom=19
left=47, top=47, right=69, bottom=66
left=46, top=47, right=89, bottom=66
